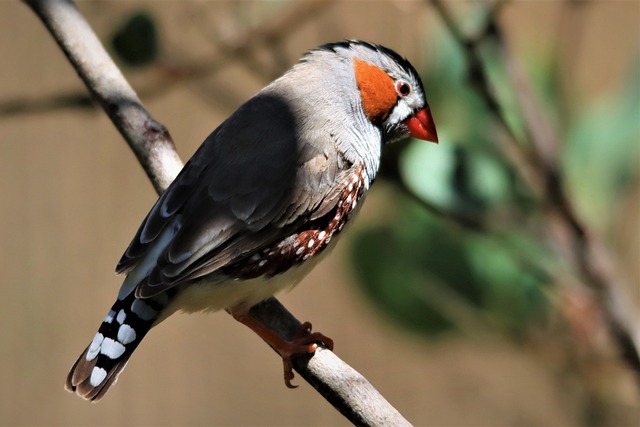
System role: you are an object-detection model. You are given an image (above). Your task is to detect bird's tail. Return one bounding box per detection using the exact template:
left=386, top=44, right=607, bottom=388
left=65, top=290, right=169, bottom=401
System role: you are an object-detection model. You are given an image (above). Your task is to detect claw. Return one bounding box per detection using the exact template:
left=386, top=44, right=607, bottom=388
left=280, top=321, right=333, bottom=388
left=283, top=358, right=297, bottom=389
left=231, top=311, right=334, bottom=389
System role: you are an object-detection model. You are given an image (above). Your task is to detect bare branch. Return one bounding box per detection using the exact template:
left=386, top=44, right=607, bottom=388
left=24, top=0, right=412, bottom=424
left=0, top=92, right=96, bottom=117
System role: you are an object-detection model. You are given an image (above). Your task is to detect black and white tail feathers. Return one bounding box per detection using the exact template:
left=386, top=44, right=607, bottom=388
left=65, top=290, right=170, bottom=401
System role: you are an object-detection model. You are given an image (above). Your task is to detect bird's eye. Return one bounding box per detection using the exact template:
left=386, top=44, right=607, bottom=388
left=396, top=81, right=411, bottom=97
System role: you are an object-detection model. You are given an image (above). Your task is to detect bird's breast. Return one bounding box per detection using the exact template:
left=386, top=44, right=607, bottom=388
left=222, top=164, right=367, bottom=281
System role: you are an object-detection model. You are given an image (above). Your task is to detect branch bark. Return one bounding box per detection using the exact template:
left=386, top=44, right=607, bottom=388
left=24, top=0, right=411, bottom=425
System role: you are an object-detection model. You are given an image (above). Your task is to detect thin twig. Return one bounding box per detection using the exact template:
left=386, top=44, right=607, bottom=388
left=24, top=0, right=412, bottom=424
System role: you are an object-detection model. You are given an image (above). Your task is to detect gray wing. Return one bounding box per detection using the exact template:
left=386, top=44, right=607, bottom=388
left=115, top=93, right=348, bottom=298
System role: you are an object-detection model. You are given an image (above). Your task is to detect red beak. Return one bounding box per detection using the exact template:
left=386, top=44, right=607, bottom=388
left=403, top=106, right=438, bottom=143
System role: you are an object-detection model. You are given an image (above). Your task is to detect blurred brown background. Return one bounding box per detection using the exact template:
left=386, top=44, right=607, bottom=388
left=0, top=1, right=638, bottom=426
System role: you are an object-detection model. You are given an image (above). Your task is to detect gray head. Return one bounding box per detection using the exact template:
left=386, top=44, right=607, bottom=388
left=298, top=40, right=438, bottom=144
left=260, top=40, right=438, bottom=185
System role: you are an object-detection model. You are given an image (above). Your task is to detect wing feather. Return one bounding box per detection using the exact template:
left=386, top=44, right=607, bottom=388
left=117, top=92, right=350, bottom=299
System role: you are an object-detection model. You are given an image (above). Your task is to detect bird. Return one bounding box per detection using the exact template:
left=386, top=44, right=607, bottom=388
left=65, top=40, right=438, bottom=401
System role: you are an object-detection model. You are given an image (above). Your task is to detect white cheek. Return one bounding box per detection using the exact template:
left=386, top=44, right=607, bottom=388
left=387, top=101, right=412, bottom=124
left=387, top=92, right=423, bottom=125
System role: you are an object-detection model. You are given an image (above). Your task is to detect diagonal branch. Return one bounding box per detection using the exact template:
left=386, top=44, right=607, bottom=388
left=24, top=0, right=411, bottom=425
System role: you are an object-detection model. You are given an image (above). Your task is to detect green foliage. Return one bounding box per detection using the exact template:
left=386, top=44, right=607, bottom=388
left=111, top=11, right=159, bottom=67
left=350, top=202, right=549, bottom=339
left=400, top=140, right=515, bottom=218
left=350, top=22, right=638, bottom=343
left=415, top=26, right=535, bottom=219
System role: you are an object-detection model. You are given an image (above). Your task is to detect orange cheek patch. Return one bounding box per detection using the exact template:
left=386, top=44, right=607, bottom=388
left=354, top=59, right=397, bottom=125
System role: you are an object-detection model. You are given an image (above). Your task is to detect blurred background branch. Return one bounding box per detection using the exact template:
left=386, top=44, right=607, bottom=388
left=1, top=0, right=332, bottom=118
left=427, top=0, right=640, bottom=378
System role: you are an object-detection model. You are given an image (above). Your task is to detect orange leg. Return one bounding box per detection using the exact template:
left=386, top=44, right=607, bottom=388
left=231, top=312, right=334, bottom=388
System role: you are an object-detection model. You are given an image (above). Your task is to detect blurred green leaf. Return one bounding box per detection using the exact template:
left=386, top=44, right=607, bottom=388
left=466, top=234, right=550, bottom=337
left=350, top=202, right=549, bottom=340
left=415, top=24, right=536, bottom=222
left=400, top=140, right=512, bottom=217
left=111, top=11, right=159, bottom=67
left=351, top=226, right=454, bottom=337
left=400, top=141, right=456, bottom=210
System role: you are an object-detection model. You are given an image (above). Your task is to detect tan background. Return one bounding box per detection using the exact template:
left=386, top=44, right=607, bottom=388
left=1, top=1, right=638, bottom=426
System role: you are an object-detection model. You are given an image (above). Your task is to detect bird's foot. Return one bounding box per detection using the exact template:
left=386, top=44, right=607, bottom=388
left=280, top=321, right=334, bottom=388
left=231, top=311, right=333, bottom=388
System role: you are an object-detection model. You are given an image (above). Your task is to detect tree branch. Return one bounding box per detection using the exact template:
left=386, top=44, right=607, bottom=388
left=24, top=0, right=411, bottom=425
